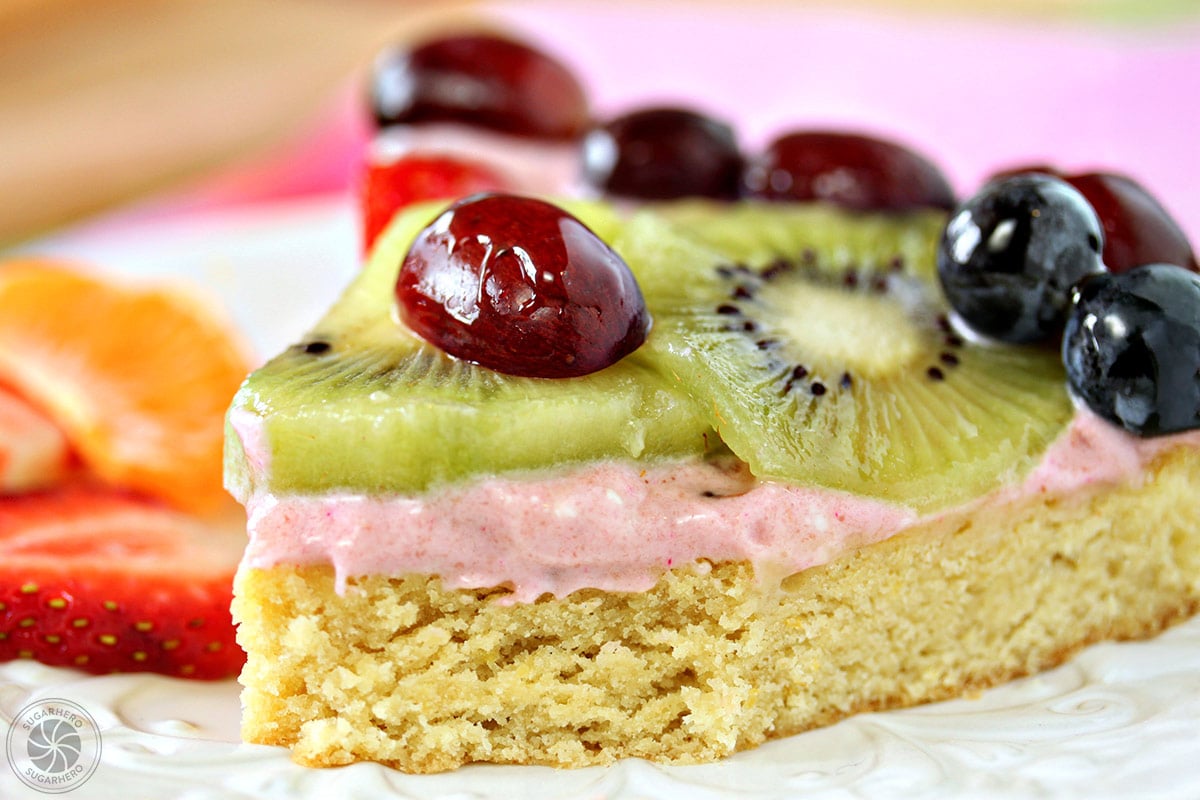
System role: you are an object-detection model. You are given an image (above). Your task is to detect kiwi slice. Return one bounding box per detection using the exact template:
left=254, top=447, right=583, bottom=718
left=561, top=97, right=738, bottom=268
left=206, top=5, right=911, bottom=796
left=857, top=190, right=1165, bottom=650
left=226, top=200, right=714, bottom=498
left=619, top=202, right=1074, bottom=513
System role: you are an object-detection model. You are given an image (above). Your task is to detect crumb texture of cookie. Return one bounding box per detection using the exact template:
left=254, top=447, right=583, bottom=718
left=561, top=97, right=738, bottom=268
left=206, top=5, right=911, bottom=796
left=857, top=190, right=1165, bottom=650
left=234, top=446, right=1200, bottom=773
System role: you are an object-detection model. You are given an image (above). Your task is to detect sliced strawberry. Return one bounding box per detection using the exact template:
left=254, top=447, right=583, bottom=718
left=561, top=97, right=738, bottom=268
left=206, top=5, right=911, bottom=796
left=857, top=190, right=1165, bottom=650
left=0, top=384, right=72, bottom=493
left=362, top=152, right=508, bottom=250
left=0, top=484, right=245, bottom=679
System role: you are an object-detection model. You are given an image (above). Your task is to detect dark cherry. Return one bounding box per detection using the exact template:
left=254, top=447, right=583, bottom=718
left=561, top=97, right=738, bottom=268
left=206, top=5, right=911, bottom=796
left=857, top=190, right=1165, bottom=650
left=396, top=194, right=650, bottom=378
left=1063, top=264, right=1200, bottom=436
left=581, top=107, right=742, bottom=200
left=742, top=131, right=956, bottom=212
left=990, top=166, right=1197, bottom=274
left=1068, top=173, right=1197, bottom=274
left=370, top=33, right=589, bottom=140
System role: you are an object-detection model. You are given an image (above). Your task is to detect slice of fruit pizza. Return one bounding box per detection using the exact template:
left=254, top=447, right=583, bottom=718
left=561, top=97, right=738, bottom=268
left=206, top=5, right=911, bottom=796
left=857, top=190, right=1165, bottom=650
left=227, top=29, right=1200, bottom=771
left=0, top=261, right=251, bottom=679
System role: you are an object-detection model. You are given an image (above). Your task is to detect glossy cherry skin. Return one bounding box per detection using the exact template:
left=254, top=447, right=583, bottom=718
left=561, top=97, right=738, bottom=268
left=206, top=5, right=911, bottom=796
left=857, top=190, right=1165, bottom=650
left=1066, top=173, right=1197, bottom=274
left=582, top=107, right=742, bottom=200
left=742, top=131, right=956, bottom=212
left=370, top=33, right=590, bottom=140
left=989, top=167, right=1197, bottom=274
left=396, top=194, right=650, bottom=378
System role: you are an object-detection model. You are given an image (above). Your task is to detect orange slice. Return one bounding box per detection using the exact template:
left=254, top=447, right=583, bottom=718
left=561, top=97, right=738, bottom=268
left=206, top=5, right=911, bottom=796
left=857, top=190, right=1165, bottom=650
left=0, top=259, right=253, bottom=513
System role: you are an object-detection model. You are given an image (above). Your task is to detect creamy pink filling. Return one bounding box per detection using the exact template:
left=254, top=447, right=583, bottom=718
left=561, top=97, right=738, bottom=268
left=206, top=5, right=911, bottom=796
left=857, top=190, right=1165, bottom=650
left=242, top=457, right=915, bottom=603
left=237, top=408, right=1200, bottom=603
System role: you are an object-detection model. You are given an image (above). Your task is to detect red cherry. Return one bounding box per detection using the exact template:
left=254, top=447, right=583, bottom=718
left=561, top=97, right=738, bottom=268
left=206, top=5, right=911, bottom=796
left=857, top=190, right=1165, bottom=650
left=362, top=153, right=507, bottom=250
left=370, top=33, right=590, bottom=140
left=396, top=194, right=650, bottom=378
left=988, top=166, right=1197, bottom=274
left=582, top=106, right=743, bottom=200
left=743, top=131, right=956, bottom=212
left=1066, top=173, right=1197, bottom=274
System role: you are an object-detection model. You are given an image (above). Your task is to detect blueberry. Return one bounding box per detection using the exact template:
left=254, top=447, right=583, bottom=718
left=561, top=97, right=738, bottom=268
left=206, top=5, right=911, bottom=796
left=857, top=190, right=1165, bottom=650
left=1062, top=264, right=1200, bottom=436
left=937, top=174, right=1105, bottom=343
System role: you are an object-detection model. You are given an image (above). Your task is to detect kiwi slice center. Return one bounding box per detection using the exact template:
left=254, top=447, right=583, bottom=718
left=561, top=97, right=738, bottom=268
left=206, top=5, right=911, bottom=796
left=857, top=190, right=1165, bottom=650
left=766, top=280, right=926, bottom=379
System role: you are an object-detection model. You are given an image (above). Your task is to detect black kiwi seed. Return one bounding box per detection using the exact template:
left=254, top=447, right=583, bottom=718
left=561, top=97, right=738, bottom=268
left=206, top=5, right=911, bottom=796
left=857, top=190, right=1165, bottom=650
left=839, top=372, right=853, bottom=388
left=782, top=364, right=809, bottom=395
left=927, top=366, right=945, bottom=381
left=716, top=304, right=741, bottom=315
left=762, top=259, right=795, bottom=281
left=811, top=381, right=827, bottom=396
left=300, top=340, right=332, bottom=355
left=940, top=352, right=960, bottom=366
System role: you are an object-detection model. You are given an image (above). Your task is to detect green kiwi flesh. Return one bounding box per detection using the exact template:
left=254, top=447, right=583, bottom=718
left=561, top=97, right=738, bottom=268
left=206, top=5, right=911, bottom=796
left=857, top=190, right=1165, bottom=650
left=225, top=201, right=715, bottom=499
left=226, top=199, right=1073, bottom=513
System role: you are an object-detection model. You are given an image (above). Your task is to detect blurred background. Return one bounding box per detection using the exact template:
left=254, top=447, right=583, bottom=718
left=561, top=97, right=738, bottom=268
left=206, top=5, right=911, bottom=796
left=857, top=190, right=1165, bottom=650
left=0, top=0, right=469, bottom=242
left=2, top=0, right=1199, bottom=246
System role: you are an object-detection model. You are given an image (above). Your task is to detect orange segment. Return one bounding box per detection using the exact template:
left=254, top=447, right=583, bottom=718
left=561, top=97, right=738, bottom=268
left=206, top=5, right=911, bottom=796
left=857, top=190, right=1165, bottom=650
left=0, top=259, right=253, bottom=513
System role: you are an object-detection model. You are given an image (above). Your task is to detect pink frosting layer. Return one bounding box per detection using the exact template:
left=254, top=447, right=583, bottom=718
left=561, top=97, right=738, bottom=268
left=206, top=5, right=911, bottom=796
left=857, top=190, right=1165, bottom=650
left=242, top=457, right=915, bottom=603
left=239, top=409, right=1200, bottom=603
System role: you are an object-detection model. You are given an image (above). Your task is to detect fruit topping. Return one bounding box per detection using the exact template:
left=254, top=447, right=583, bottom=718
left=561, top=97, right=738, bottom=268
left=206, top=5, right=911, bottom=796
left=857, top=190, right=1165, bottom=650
left=582, top=107, right=742, bottom=200
left=991, top=167, right=1197, bottom=275
left=230, top=200, right=709, bottom=497
left=362, top=153, right=507, bottom=250
left=370, top=33, right=590, bottom=140
left=0, top=483, right=244, bottom=679
left=937, top=174, right=1105, bottom=344
left=234, top=200, right=1074, bottom=510
left=396, top=194, right=650, bottom=378
left=0, top=260, right=253, bottom=513
left=742, top=131, right=956, bottom=212
left=1063, top=264, right=1200, bottom=436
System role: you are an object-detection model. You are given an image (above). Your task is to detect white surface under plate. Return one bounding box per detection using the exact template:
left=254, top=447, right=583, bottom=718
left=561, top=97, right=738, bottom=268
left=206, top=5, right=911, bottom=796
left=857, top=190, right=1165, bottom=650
left=3, top=198, right=1200, bottom=799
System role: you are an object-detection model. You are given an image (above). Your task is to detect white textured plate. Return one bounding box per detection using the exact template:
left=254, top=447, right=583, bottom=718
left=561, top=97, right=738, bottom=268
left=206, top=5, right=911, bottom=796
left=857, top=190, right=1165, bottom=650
left=2, top=192, right=1200, bottom=800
